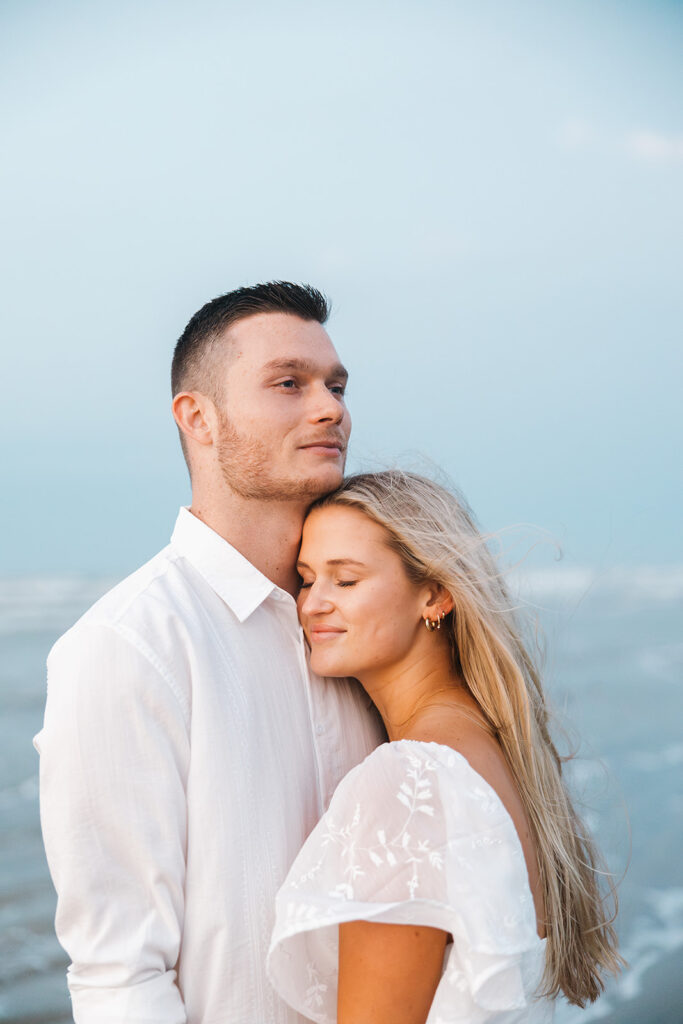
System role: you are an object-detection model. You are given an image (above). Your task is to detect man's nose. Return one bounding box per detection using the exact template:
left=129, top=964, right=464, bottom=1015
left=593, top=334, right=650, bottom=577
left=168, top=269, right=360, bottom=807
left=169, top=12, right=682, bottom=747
left=307, top=382, right=344, bottom=423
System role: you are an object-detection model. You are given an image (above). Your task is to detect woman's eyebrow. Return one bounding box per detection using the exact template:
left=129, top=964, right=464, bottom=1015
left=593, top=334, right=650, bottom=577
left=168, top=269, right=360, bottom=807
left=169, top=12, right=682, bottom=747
left=297, top=558, right=366, bottom=569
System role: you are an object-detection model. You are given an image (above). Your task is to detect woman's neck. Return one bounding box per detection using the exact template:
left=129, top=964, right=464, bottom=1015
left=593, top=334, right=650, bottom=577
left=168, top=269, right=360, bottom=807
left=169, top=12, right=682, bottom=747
left=357, top=647, right=467, bottom=742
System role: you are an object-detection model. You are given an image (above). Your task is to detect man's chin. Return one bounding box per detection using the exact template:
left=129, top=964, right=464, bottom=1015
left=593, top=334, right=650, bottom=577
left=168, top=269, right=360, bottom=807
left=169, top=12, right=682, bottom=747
left=271, top=473, right=343, bottom=504
left=219, top=463, right=344, bottom=503
left=297, top=462, right=345, bottom=498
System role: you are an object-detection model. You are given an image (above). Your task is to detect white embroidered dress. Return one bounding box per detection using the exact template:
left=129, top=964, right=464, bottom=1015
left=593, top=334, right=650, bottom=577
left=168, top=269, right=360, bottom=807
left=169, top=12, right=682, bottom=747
left=268, top=740, right=554, bottom=1023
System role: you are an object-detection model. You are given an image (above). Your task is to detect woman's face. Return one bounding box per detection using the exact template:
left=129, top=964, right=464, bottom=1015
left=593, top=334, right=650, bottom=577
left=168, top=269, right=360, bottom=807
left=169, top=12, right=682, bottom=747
left=297, top=505, right=429, bottom=680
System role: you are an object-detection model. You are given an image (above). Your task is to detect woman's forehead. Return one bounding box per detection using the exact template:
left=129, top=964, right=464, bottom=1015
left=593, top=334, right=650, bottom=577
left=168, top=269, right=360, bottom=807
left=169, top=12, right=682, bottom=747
left=300, top=506, right=393, bottom=559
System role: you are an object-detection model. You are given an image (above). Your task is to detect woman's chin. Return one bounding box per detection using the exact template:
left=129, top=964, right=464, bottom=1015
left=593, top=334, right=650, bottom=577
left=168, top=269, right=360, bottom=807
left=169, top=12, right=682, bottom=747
left=309, top=650, right=349, bottom=678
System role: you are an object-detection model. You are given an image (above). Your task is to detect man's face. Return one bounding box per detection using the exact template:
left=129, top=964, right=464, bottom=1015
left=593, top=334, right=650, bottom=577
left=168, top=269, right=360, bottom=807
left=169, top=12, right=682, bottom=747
left=213, top=312, right=351, bottom=502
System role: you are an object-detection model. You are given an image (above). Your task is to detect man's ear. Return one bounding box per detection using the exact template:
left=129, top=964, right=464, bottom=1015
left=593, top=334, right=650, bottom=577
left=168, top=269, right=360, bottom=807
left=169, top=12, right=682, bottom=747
left=422, top=584, right=454, bottom=619
left=172, top=392, right=215, bottom=448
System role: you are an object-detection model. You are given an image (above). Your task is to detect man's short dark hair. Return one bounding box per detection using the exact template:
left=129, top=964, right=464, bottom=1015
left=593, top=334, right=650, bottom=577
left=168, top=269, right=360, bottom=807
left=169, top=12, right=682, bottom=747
left=171, top=281, right=330, bottom=399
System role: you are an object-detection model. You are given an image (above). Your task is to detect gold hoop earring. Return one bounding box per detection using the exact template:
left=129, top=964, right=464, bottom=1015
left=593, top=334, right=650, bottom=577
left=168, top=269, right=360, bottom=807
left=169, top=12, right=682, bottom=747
left=424, top=610, right=448, bottom=632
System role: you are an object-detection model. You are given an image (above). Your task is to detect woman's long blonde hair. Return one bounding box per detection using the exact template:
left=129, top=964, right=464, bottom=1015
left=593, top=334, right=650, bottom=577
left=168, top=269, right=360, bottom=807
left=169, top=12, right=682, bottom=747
left=314, top=469, right=622, bottom=1006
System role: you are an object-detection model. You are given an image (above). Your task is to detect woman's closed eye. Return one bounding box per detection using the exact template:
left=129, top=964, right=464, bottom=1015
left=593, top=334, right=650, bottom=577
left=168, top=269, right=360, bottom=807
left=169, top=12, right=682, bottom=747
left=298, top=579, right=358, bottom=590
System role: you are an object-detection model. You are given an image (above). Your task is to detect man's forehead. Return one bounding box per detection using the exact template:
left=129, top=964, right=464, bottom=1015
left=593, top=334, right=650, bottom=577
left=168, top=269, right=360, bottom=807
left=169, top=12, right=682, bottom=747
left=224, top=312, right=344, bottom=374
left=226, top=309, right=328, bottom=341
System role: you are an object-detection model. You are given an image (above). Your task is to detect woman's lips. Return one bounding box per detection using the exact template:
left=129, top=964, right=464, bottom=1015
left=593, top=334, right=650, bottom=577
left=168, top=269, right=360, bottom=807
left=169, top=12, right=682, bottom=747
left=309, top=626, right=346, bottom=643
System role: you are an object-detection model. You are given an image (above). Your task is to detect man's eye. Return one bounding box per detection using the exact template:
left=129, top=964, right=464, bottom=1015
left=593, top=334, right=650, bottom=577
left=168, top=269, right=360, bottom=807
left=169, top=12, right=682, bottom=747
left=337, top=580, right=357, bottom=587
left=278, top=379, right=297, bottom=389
left=329, top=384, right=346, bottom=396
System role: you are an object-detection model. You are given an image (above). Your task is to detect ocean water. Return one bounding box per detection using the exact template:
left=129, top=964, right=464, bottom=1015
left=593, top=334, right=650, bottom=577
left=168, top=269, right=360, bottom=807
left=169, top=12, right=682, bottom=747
left=1, top=568, right=682, bottom=1023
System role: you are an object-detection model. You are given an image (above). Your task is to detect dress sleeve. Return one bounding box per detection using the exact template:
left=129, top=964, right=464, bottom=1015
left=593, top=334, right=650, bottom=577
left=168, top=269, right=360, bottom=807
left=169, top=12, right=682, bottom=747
left=267, top=741, right=543, bottom=1024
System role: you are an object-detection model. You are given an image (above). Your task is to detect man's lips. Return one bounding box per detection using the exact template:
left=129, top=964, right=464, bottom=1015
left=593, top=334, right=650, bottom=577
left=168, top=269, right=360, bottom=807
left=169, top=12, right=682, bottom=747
left=299, top=438, right=345, bottom=456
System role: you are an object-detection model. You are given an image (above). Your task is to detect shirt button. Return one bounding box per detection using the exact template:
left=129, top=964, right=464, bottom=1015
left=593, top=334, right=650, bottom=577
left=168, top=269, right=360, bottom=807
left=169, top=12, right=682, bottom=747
left=315, top=724, right=324, bottom=736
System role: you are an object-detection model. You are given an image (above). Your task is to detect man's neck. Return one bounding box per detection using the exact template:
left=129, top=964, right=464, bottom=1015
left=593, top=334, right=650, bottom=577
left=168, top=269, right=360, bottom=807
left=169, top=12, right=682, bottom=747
left=189, top=489, right=309, bottom=597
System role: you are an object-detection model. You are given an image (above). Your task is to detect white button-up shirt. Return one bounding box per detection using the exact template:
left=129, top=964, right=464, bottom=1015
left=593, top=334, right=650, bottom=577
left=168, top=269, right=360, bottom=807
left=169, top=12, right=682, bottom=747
left=35, top=508, right=384, bottom=1023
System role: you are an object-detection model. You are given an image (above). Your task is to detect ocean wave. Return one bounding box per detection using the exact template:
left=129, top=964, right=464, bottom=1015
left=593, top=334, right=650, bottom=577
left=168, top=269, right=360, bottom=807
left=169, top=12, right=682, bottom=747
left=0, top=775, right=39, bottom=810
left=0, top=577, right=117, bottom=636
left=555, top=887, right=683, bottom=1022
left=0, top=919, right=67, bottom=985
left=511, top=564, right=683, bottom=604
left=631, top=744, right=683, bottom=773
left=635, top=643, right=683, bottom=683
left=616, top=888, right=683, bottom=998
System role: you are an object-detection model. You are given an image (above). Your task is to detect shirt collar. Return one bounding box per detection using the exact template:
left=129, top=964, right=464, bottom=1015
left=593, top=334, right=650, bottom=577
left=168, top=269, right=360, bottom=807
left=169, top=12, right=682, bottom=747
left=170, top=507, right=281, bottom=623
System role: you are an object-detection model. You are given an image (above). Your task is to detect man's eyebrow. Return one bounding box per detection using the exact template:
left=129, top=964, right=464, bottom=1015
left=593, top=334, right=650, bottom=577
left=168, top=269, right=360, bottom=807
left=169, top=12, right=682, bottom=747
left=262, top=358, right=348, bottom=381
left=297, top=558, right=366, bottom=569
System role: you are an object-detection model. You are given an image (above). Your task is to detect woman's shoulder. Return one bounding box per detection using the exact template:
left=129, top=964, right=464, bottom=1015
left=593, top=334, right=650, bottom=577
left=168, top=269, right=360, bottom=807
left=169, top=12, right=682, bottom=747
left=399, top=706, right=521, bottom=817
left=402, top=700, right=499, bottom=761
left=331, top=727, right=511, bottom=833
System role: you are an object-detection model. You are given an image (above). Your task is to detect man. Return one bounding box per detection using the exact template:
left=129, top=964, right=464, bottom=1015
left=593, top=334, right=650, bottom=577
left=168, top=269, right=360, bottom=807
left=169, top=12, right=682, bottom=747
left=35, top=282, right=384, bottom=1023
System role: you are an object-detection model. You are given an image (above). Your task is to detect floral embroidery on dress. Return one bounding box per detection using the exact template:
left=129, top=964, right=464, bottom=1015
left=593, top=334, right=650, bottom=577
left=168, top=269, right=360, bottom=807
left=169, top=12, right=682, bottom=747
left=303, top=960, right=330, bottom=1020
left=467, top=782, right=504, bottom=816
left=318, top=749, right=444, bottom=902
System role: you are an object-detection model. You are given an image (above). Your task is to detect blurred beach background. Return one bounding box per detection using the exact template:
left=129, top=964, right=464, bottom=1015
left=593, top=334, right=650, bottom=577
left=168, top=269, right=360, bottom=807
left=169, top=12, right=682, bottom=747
left=1, top=1, right=681, bottom=1021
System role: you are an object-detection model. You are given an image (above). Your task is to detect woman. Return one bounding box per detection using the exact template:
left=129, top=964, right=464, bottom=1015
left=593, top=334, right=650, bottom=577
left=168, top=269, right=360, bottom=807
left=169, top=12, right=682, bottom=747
left=267, top=471, right=622, bottom=1023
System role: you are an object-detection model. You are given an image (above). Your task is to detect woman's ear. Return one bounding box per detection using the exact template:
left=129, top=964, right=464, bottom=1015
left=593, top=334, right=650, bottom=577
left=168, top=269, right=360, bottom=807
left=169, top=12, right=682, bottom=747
left=422, top=584, right=454, bottom=619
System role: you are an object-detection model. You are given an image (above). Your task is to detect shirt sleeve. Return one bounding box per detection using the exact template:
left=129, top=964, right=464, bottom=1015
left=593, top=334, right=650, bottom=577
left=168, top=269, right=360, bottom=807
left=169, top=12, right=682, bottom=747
left=34, top=621, right=190, bottom=1024
left=267, top=741, right=543, bottom=1024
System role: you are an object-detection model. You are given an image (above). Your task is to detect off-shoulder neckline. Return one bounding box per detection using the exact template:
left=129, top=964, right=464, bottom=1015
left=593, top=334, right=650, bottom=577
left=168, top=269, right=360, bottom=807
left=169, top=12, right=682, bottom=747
left=385, top=738, right=548, bottom=945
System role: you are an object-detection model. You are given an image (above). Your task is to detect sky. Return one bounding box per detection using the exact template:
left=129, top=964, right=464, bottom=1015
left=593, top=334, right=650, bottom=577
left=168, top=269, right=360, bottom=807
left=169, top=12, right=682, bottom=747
left=1, top=0, right=681, bottom=575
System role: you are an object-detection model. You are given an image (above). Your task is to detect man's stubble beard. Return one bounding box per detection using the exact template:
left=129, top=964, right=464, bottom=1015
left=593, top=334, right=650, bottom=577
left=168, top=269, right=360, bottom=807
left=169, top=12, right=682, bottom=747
left=215, top=410, right=345, bottom=503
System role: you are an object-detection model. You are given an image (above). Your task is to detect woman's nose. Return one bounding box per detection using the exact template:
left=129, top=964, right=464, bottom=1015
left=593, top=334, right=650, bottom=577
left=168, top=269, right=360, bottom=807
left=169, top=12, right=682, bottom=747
left=300, top=584, right=335, bottom=617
